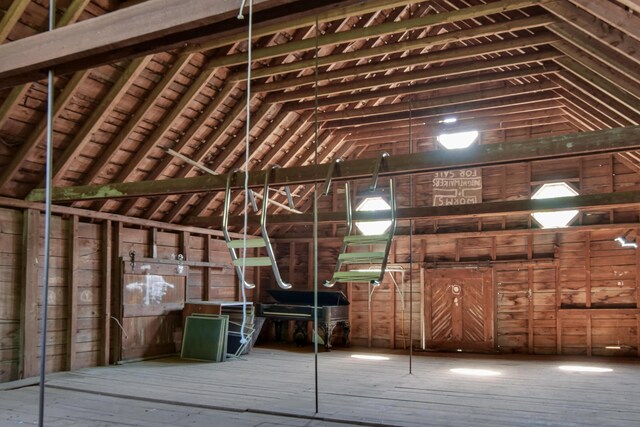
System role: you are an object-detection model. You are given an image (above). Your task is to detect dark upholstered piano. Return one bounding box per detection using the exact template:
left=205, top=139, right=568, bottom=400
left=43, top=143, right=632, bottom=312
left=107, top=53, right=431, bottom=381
left=256, top=290, right=350, bottom=351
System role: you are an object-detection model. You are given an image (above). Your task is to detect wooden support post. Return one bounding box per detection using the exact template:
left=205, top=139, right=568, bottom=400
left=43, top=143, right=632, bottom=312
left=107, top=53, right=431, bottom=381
left=67, top=215, right=79, bottom=371
left=555, top=247, right=562, bottom=355
left=424, top=269, right=432, bottom=350
left=586, top=314, right=592, bottom=357
left=20, top=209, right=39, bottom=378
left=203, top=235, right=211, bottom=301
left=389, top=242, right=396, bottom=350
left=111, top=222, right=123, bottom=364
left=180, top=231, right=189, bottom=299
left=528, top=266, right=534, bottom=354
left=307, top=242, right=313, bottom=290
left=101, top=220, right=112, bottom=366
left=586, top=232, right=591, bottom=308
left=289, top=242, right=295, bottom=286
left=420, top=266, right=425, bottom=350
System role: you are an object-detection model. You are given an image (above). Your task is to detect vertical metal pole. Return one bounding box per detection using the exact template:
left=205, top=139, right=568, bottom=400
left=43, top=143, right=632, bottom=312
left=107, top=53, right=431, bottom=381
left=39, top=1, right=56, bottom=425
left=313, top=15, right=320, bottom=415
left=409, top=101, right=413, bottom=374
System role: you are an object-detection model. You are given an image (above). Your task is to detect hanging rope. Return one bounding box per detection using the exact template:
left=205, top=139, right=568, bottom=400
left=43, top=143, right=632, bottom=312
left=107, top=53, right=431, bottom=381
left=238, top=0, right=254, bottom=345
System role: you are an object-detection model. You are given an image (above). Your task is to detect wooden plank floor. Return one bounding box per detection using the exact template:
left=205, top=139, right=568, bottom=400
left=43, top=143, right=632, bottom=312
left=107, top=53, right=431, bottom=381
left=1, top=345, right=639, bottom=426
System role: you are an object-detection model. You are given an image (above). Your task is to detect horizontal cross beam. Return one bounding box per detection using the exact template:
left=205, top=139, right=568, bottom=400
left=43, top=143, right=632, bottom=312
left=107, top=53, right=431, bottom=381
left=26, top=126, right=640, bottom=203
left=186, top=189, right=640, bottom=228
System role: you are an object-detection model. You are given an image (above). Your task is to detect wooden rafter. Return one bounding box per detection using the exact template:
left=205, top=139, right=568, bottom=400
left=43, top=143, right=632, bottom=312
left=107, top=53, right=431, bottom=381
left=0, top=0, right=29, bottom=43
left=568, top=0, right=640, bottom=42
left=0, top=0, right=360, bottom=88
left=50, top=55, right=154, bottom=185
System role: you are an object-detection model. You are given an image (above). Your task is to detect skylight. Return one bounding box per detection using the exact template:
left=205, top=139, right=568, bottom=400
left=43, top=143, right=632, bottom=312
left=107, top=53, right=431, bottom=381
left=437, top=130, right=479, bottom=149
left=355, top=197, right=392, bottom=236
left=531, top=182, right=579, bottom=228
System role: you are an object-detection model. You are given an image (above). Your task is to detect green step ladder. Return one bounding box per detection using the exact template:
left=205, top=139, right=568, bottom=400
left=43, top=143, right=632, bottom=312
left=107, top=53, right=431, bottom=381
left=323, top=153, right=396, bottom=287
left=222, top=166, right=292, bottom=289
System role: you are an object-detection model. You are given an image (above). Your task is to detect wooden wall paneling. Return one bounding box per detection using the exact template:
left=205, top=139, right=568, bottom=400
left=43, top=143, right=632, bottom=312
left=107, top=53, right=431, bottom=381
left=67, top=216, right=79, bottom=371
left=111, top=222, right=123, bottom=364
left=101, top=220, right=112, bottom=366
left=495, top=268, right=529, bottom=353
left=203, top=235, right=211, bottom=301
left=0, top=208, right=23, bottom=382
left=19, top=209, right=38, bottom=378
left=74, top=221, right=103, bottom=369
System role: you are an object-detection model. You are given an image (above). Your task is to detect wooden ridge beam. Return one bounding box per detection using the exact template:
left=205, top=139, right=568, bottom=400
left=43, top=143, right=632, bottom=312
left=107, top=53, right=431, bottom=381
left=186, top=189, right=640, bottom=228
left=27, top=126, right=640, bottom=203
left=0, top=0, right=350, bottom=89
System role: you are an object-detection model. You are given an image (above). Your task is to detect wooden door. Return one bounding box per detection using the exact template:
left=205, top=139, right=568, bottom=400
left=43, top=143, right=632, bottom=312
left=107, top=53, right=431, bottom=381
left=118, top=259, right=187, bottom=361
left=425, top=268, right=494, bottom=352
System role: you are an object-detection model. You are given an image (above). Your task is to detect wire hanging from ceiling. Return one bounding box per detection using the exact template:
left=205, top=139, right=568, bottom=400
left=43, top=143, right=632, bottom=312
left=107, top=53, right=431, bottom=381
left=238, top=0, right=254, bottom=346
left=38, top=1, right=56, bottom=426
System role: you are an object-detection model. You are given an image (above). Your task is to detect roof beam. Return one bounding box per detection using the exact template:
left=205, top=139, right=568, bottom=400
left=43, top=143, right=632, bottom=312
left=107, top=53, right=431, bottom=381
left=0, top=0, right=349, bottom=88
left=27, top=126, right=640, bottom=202
left=199, top=0, right=541, bottom=71
left=568, top=0, right=640, bottom=42
left=252, top=33, right=560, bottom=95
left=228, top=13, right=554, bottom=82
left=542, top=0, right=640, bottom=65
left=186, top=189, right=640, bottom=228
left=322, top=90, right=562, bottom=129
left=0, top=0, right=29, bottom=43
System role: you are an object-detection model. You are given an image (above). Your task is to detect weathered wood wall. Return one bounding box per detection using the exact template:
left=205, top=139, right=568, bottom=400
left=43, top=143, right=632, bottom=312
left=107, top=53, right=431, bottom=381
left=0, top=206, right=240, bottom=382
left=270, top=147, right=640, bottom=357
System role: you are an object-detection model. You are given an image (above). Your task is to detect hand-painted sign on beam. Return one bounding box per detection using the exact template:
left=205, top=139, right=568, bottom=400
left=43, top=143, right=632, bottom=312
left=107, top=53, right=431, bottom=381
left=433, top=168, right=482, bottom=206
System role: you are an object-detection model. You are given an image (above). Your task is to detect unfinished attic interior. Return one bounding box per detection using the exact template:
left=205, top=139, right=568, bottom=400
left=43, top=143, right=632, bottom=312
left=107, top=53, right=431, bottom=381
left=1, top=0, right=640, bottom=425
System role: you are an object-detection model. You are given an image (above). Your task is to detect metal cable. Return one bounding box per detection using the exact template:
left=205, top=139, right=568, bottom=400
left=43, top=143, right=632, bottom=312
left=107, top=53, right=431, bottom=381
left=409, top=100, right=413, bottom=374
left=239, top=0, right=254, bottom=345
left=38, top=1, right=56, bottom=425
left=313, top=14, right=320, bottom=415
